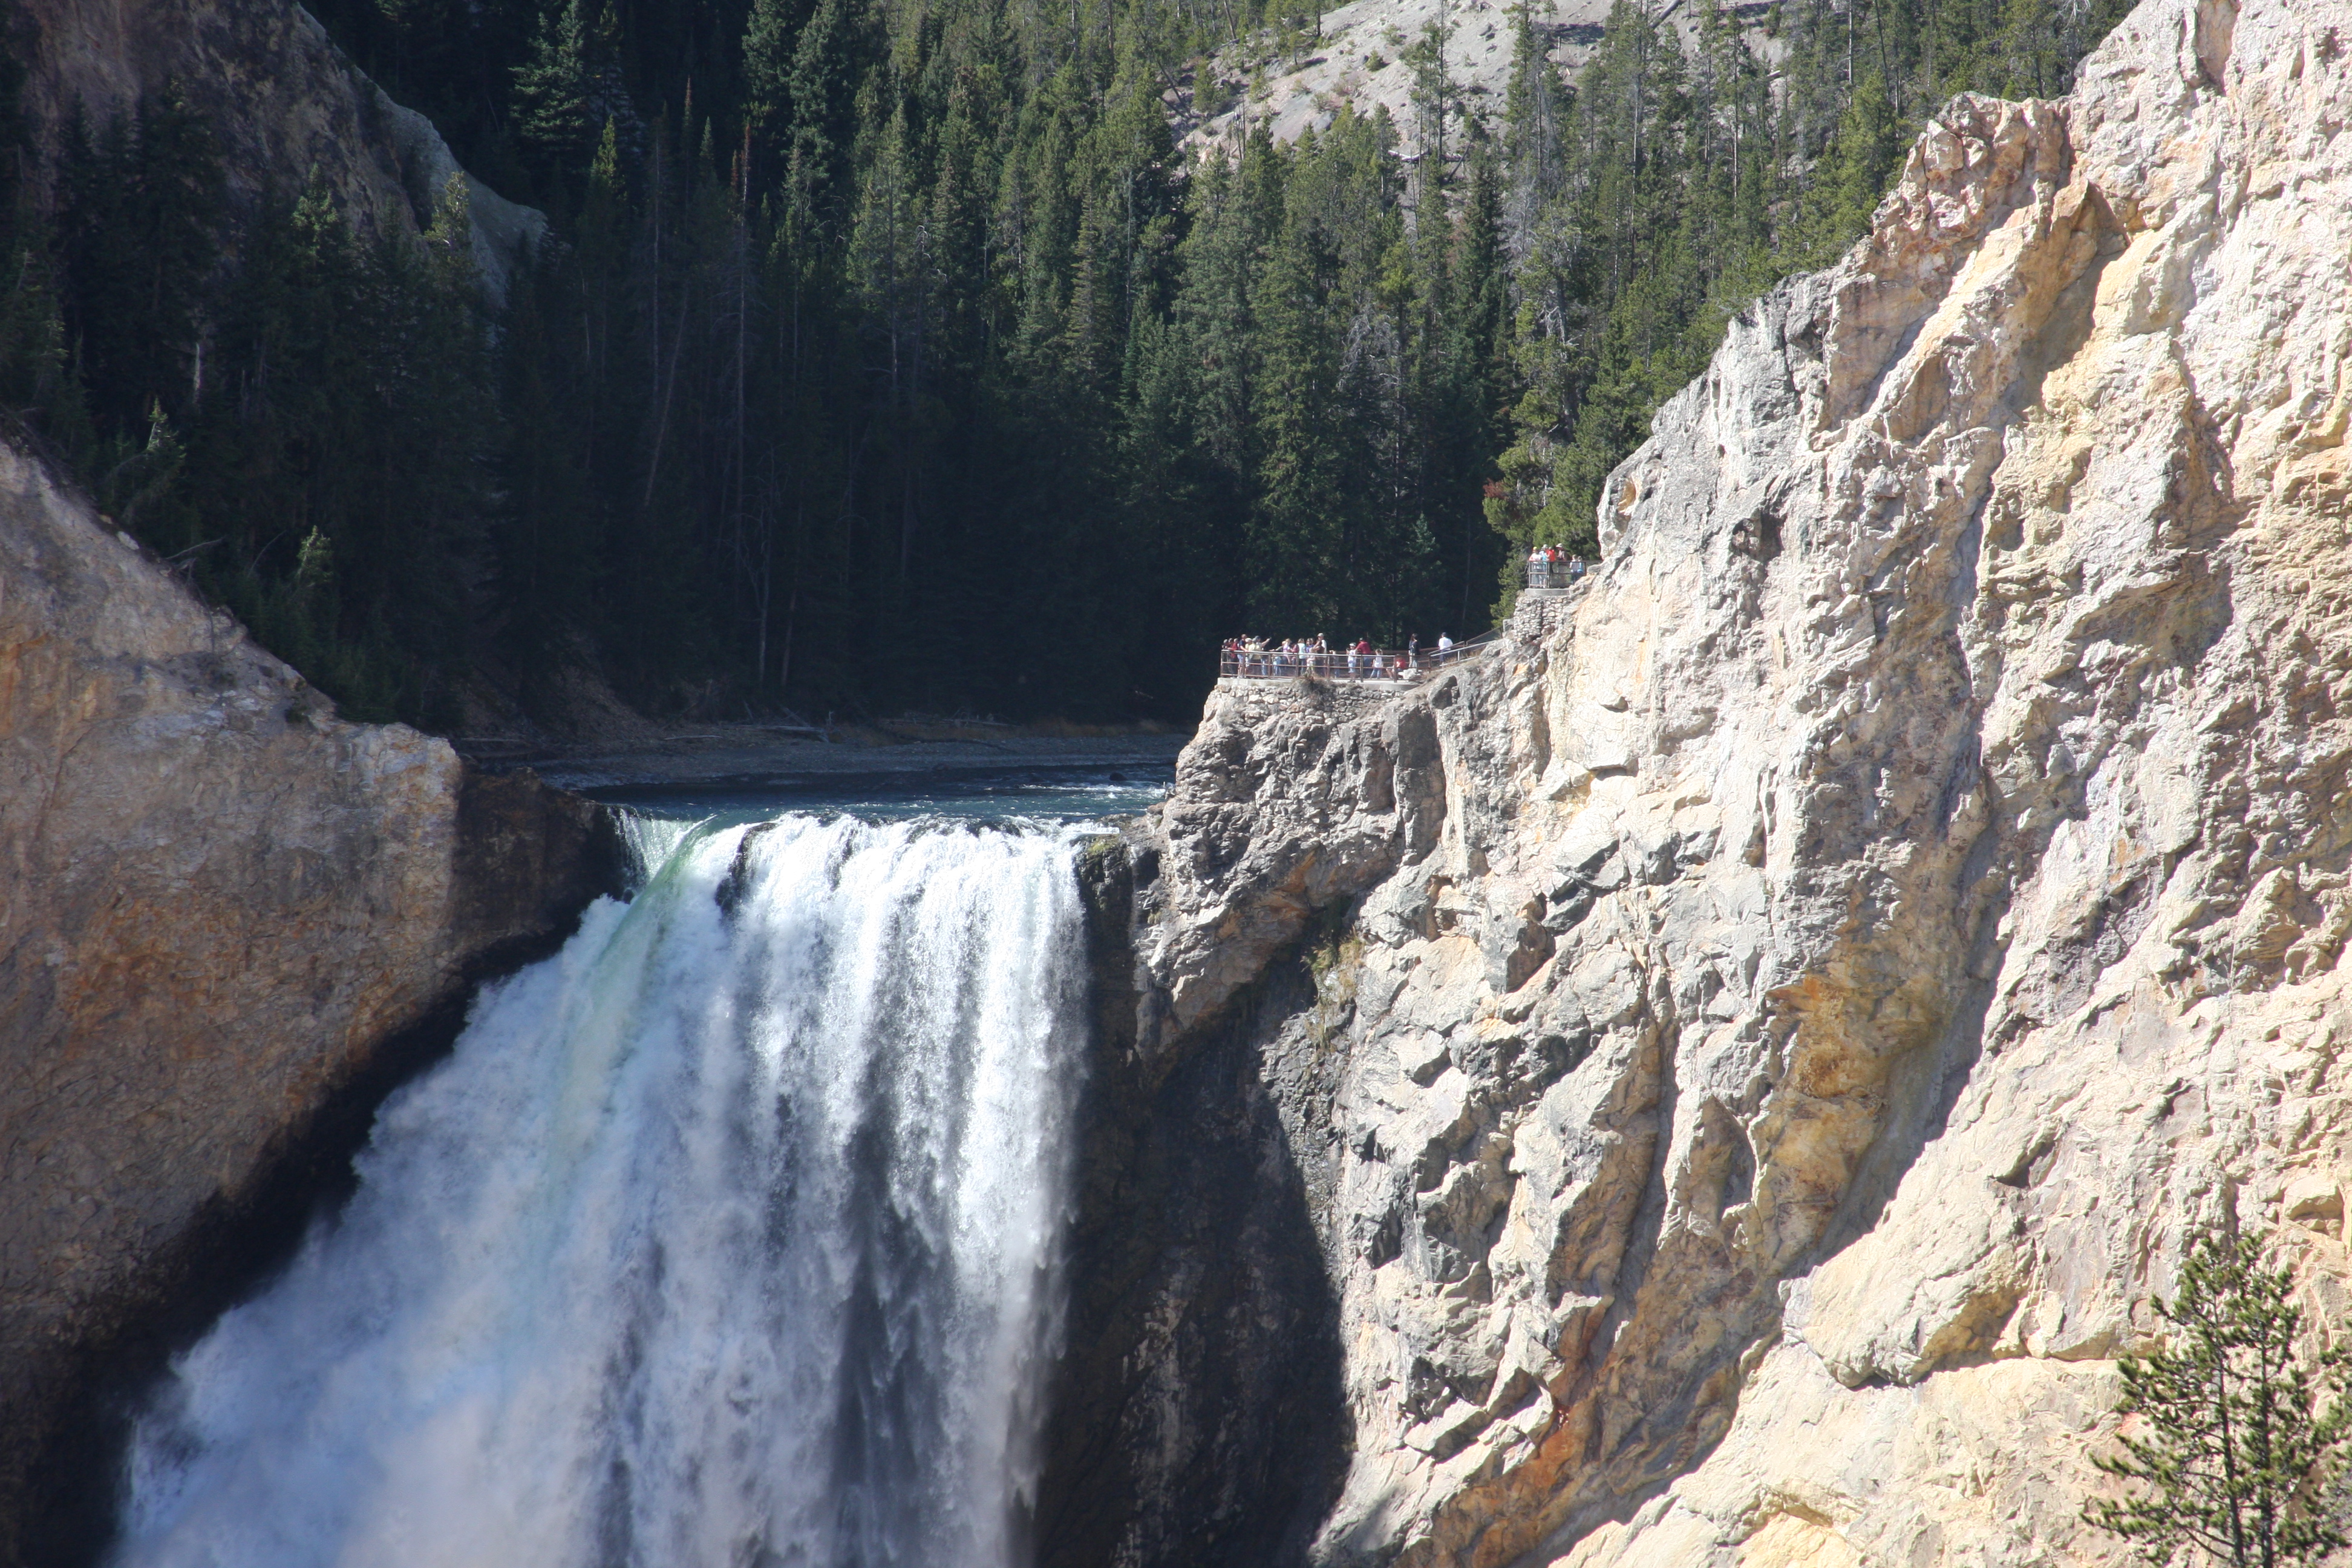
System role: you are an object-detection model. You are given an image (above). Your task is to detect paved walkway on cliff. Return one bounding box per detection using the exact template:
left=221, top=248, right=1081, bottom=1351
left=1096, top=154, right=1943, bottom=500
left=1218, top=632, right=1503, bottom=684
left=1217, top=561, right=1587, bottom=687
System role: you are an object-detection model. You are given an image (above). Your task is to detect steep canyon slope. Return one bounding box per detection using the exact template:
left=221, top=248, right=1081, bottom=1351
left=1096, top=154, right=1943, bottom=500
left=13, top=0, right=543, bottom=294
left=1073, top=0, right=2352, bottom=1561
left=0, top=436, right=610, bottom=1561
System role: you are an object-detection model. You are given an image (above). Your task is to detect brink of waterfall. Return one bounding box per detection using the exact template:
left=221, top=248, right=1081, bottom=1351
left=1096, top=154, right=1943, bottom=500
left=112, top=814, right=1090, bottom=1568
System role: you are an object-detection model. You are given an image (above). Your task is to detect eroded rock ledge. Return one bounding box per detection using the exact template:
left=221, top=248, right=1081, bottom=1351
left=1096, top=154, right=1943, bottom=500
left=1050, top=0, right=2352, bottom=1561
left=0, top=436, right=613, bottom=1561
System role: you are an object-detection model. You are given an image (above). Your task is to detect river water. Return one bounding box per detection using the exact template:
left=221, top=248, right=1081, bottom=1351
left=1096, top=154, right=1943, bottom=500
left=109, top=774, right=1161, bottom=1568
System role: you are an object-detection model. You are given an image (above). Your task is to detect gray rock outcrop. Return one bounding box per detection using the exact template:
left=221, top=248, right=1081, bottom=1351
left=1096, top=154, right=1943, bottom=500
left=0, top=435, right=610, bottom=1561
left=13, top=0, right=544, bottom=299
left=1057, top=0, right=2352, bottom=1561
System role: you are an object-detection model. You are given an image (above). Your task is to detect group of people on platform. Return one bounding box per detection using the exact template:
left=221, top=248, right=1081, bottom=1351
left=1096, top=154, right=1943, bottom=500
left=1526, top=544, right=1588, bottom=590
left=1221, top=631, right=1456, bottom=681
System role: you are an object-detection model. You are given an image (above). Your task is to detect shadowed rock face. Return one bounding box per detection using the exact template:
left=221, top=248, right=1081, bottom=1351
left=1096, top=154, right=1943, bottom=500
left=1051, top=1, right=2352, bottom=1562
left=11, top=0, right=543, bottom=297
left=1039, top=840, right=1353, bottom=1568
left=0, top=436, right=614, bottom=1563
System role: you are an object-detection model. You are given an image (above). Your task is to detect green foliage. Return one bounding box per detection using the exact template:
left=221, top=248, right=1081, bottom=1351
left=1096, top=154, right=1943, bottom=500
left=1483, top=0, right=2129, bottom=610
left=2087, top=1230, right=2352, bottom=1567
left=9, top=0, right=2135, bottom=727
left=57, top=92, right=221, bottom=439
left=511, top=0, right=599, bottom=167
left=27, top=111, right=497, bottom=722
left=0, top=45, right=66, bottom=419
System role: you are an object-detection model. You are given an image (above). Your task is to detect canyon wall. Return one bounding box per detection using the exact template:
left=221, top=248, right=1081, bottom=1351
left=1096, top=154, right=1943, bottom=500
left=0, top=435, right=611, bottom=1561
left=1056, top=0, right=2352, bottom=1560
left=11, top=0, right=543, bottom=296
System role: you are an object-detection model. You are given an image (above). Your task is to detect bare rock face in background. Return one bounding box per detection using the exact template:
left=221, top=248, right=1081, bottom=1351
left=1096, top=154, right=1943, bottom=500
left=10, top=0, right=543, bottom=298
left=0, top=437, right=610, bottom=1561
left=1065, top=0, right=2352, bottom=1561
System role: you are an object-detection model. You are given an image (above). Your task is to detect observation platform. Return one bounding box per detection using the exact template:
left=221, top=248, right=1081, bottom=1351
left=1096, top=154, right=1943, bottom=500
left=1214, top=559, right=1590, bottom=694
left=1518, top=555, right=1587, bottom=599
left=1215, top=638, right=1494, bottom=685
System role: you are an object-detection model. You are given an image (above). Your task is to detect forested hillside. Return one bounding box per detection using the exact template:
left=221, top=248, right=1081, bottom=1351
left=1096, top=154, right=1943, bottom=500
left=0, top=0, right=2128, bottom=727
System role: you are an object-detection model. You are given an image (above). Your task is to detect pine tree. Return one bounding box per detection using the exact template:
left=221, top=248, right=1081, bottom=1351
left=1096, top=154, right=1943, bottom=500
left=0, top=45, right=65, bottom=420
left=1789, top=66, right=1903, bottom=268
left=782, top=0, right=873, bottom=230
left=57, top=93, right=222, bottom=446
left=1250, top=161, right=1345, bottom=633
left=743, top=0, right=811, bottom=145
left=512, top=0, right=597, bottom=168
left=35, top=0, right=2144, bottom=727
left=2086, top=1230, right=2352, bottom=1568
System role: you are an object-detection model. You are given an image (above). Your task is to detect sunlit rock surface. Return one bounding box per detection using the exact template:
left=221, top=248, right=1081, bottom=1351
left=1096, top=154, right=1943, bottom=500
left=1086, top=0, right=2352, bottom=1560
left=0, top=438, right=607, bottom=1559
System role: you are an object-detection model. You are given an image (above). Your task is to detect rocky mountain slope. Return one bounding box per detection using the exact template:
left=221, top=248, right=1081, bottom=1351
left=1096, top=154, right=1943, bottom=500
left=0, top=433, right=610, bottom=1561
left=13, top=0, right=541, bottom=295
left=1176, top=0, right=1762, bottom=160
left=1057, top=0, right=2352, bottom=1560
left=1178, top=0, right=1610, bottom=157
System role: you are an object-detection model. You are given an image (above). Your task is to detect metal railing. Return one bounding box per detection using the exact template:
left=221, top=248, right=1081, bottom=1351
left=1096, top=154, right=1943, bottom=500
left=1219, top=631, right=1500, bottom=682
left=1521, top=555, right=1592, bottom=592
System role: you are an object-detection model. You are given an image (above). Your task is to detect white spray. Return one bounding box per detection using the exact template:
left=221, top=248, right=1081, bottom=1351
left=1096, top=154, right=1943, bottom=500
left=113, top=814, right=1089, bottom=1568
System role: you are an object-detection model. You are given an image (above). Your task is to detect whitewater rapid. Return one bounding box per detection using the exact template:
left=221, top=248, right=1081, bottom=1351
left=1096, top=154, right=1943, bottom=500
left=112, top=813, right=1090, bottom=1568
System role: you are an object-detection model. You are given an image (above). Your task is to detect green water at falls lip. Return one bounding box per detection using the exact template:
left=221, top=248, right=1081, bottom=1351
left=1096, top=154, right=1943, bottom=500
left=603, top=770, right=1171, bottom=833
left=111, top=810, right=1098, bottom=1568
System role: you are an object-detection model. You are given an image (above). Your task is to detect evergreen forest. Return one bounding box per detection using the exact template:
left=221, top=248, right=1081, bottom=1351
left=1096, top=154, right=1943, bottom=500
left=0, top=0, right=2131, bottom=727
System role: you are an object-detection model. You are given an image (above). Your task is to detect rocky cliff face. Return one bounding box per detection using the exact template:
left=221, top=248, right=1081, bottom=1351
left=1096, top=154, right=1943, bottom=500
left=13, top=0, right=543, bottom=295
left=0, top=435, right=611, bottom=1562
left=1057, top=0, right=2352, bottom=1561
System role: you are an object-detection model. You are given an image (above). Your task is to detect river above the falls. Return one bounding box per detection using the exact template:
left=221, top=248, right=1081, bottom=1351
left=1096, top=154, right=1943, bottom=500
left=106, top=769, right=1163, bottom=1568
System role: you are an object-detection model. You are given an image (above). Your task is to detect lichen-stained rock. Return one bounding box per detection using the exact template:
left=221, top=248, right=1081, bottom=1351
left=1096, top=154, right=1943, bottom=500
left=0, top=437, right=609, bottom=1560
left=1096, top=0, right=2352, bottom=1562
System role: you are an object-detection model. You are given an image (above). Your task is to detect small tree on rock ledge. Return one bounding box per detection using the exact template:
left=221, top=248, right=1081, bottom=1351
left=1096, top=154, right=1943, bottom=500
left=2086, top=1229, right=2351, bottom=1567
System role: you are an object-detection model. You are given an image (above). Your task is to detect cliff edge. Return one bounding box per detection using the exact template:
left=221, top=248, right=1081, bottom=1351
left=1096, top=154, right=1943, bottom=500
left=1057, top=0, right=2352, bottom=1561
left=0, top=433, right=611, bottom=1560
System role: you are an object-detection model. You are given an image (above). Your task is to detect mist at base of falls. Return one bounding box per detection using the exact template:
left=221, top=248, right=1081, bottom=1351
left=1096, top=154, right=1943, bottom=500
left=111, top=812, right=1092, bottom=1568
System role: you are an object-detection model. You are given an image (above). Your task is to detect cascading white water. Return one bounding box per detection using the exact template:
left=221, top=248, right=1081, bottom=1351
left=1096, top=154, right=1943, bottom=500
left=112, top=813, right=1090, bottom=1568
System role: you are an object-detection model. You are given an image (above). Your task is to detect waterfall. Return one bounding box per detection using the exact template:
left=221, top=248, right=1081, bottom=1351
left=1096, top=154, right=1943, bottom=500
left=112, top=813, right=1090, bottom=1568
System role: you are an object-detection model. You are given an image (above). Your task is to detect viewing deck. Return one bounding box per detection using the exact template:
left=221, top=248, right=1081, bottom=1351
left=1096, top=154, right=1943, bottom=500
left=1519, top=556, right=1586, bottom=597
left=1216, top=636, right=1495, bottom=684
left=1216, top=560, right=1588, bottom=691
